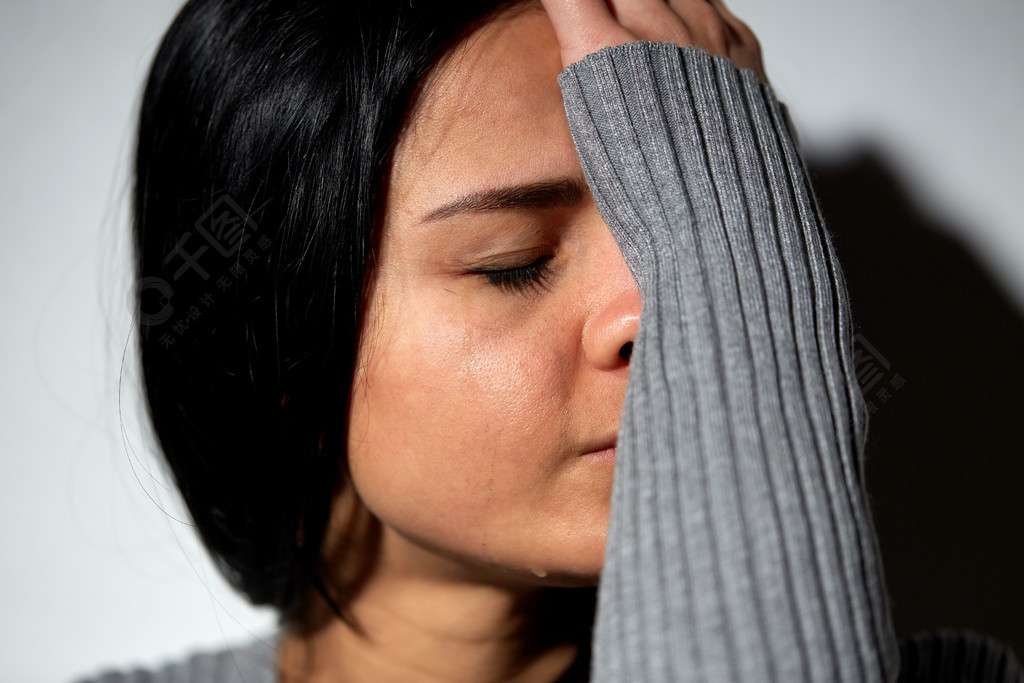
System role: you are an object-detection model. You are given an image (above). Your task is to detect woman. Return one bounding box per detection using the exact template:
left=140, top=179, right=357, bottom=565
left=81, top=0, right=1021, bottom=681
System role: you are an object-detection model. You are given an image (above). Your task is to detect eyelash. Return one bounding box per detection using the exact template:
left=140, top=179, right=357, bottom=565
left=468, top=255, right=554, bottom=295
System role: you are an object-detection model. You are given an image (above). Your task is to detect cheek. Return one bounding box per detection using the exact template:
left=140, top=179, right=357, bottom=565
left=452, top=323, right=568, bottom=446
left=347, top=290, right=577, bottom=534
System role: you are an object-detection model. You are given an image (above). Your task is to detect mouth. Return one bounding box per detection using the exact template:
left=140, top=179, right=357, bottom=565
left=581, top=446, right=616, bottom=463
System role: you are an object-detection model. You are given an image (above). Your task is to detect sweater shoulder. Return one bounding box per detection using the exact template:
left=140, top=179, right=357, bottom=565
left=70, top=633, right=279, bottom=683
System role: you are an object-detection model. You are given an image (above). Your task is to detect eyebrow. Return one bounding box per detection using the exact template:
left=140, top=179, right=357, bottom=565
left=420, top=177, right=591, bottom=223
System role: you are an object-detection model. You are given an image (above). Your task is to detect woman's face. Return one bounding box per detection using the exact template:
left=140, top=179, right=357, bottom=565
left=345, top=5, right=640, bottom=586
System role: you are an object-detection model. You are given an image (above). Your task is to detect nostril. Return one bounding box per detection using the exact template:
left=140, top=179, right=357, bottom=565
left=619, top=342, right=633, bottom=363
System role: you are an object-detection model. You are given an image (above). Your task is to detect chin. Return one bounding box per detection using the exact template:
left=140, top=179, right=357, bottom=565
left=473, top=544, right=606, bottom=589
left=537, top=569, right=603, bottom=588
left=517, top=549, right=606, bottom=588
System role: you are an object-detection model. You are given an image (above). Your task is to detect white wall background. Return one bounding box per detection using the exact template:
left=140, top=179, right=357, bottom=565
left=1, top=1, right=1020, bottom=681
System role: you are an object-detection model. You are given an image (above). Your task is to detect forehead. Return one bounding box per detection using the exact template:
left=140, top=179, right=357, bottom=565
left=386, top=6, right=579, bottom=221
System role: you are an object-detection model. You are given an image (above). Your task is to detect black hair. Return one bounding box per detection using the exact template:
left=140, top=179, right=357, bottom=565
left=132, top=0, right=526, bottom=628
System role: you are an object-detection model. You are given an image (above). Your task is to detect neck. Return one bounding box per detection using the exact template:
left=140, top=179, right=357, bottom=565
left=276, top=527, right=595, bottom=683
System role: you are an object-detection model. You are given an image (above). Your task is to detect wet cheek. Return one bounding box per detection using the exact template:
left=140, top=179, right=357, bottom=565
left=457, top=331, right=562, bottom=444
left=379, top=309, right=567, bottom=464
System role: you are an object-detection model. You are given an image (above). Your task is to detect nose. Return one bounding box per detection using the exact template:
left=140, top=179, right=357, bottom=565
left=582, top=244, right=642, bottom=371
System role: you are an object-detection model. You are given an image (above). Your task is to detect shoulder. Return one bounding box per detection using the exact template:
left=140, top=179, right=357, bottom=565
left=70, top=632, right=279, bottom=683
left=898, top=629, right=1023, bottom=683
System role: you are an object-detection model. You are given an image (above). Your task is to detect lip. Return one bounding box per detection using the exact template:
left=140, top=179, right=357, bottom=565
left=580, top=434, right=618, bottom=462
left=581, top=446, right=616, bottom=463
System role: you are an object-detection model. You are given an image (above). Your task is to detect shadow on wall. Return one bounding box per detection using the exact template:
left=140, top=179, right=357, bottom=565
left=808, top=151, right=1024, bottom=659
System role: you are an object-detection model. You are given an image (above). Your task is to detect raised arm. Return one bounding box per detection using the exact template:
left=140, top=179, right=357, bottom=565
left=542, top=1, right=900, bottom=680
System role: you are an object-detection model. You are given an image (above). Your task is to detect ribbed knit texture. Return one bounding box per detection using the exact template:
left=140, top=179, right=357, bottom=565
left=898, top=630, right=1023, bottom=683
left=557, top=42, right=899, bottom=682
left=72, top=632, right=278, bottom=683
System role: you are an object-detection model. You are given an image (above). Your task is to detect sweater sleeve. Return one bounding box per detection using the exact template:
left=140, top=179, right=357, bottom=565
left=557, top=42, right=900, bottom=682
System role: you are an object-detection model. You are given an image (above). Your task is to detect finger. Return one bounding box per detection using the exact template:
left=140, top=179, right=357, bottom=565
left=706, top=0, right=766, bottom=78
left=726, top=42, right=768, bottom=83
left=708, top=0, right=762, bottom=53
left=540, top=0, right=637, bottom=66
left=666, top=0, right=731, bottom=56
left=606, top=0, right=692, bottom=48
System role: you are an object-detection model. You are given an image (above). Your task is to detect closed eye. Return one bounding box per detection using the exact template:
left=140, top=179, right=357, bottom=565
left=466, top=255, right=554, bottom=295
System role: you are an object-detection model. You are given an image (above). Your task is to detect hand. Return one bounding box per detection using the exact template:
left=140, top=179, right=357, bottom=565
left=540, top=0, right=767, bottom=82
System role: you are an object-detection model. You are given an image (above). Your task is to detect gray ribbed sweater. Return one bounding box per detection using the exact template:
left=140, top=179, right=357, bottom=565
left=562, top=42, right=893, bottom=682
left=75, top=43, right=1022, bottom=683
